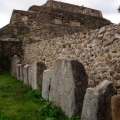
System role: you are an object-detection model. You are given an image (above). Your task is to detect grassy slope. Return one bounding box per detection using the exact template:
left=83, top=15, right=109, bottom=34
left=0, top=71, right=80, bottom=120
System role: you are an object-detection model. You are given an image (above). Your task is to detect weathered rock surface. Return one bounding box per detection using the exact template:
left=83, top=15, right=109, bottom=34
left=31, top=61, right=47, bottom=90
left=23, top=23, right=120, bottom=85
left=48, top=58, right=88, bottom=117
left=23, top=64, right=29, bottom=84
left=81, top=80, right=115, bottom=120
left=19, top=64, right=24, bottom=81
left=16, top=63, right=21, bottom=80
left=111, top=95, right=120, bottom=120
left=42, top=69, right=53, bottom=100
left=28, top=66, right=32, bottom=86
left=10, top=55, right=20, bottom=77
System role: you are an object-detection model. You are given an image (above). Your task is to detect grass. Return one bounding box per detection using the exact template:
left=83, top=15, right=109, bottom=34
left=0, top=71, right=80, bottom=120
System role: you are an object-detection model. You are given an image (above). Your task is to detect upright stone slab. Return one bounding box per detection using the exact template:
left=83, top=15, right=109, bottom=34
left=31, top=61, right=47, bottom=90
left=16, top=63, right=21, bottom=80
left=49, top=58, right=88, bottom=117
left=42, top=69, right=53, bottom=100
left=111, top=95, right=120, bottom=120
left=10, top=55, right=20, bottom=77
left=23, top=64, right=29, bottom=84
left=19, top=64, right=25, bottom=81
left=81, top=80, right=115, bottom=120
left=28, top=66, right=32, bottom=86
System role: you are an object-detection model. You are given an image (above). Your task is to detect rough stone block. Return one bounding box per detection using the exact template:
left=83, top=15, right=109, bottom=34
left=28, top=66, right=32, bottom=86
left=111, top=95, right=120, bottom=120
left=23, top=64, right=29, bottom=84
left=10, top=55, right=20, bottom=77
left=81, top=80, right=115, bottom=120
left=31, top=61, right=47, bottom=90
left=19, top=64, right=25, bottom=81
left=16, top=64, right=21, bottom=80
left=42, top=69, right=53, bottom=100
left=49, top=58, right=88, bottom=117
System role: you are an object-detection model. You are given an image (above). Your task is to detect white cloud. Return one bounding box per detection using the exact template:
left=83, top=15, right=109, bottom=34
left=0, top=0, right=120, bottom=28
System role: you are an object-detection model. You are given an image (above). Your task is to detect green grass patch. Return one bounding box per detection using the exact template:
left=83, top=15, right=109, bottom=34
left=0, top=71, right=80, bottom=120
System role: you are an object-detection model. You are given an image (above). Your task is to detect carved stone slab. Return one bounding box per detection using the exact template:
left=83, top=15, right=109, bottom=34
left=31, top=61, right=47, bottom=90
left=48, top=58, right=88, bottom=117
left=10, top=55, right=20, bottom=77
left=81, top=80, right=115, bottom=120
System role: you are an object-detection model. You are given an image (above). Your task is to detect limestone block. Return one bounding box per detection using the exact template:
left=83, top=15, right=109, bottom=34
left=23, top=64, right=29, bottom=84
left=98, top=27, right=106, bottom=34
left=114, top=34, right=120, bottom=39
left=81, top=80, right=115, bottom=120
left=16, top=64, right=21, bottom=80
left=111, top=95, right=120, bottom=120
left=54, top=19, right=62, bottom=24
left=10, top=55, right=20, bottom=77
left=31, top=61, right=47, bottom=90
left=42, top=69, right=53, bottom=100
left=49, top=58, right=88, bottom=117
left=28, top=66, right=32, bottom=86
left=19, top=64, right=25, bottom=81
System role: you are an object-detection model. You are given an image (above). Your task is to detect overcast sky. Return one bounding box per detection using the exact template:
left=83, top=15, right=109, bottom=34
left=0, top=0, right=120, bottom=28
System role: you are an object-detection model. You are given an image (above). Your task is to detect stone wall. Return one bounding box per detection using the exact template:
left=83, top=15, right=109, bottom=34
left=23, top=23, right=120, bottom=85
left=10, top=10, right=29, bottom=24
left=10, top=7, right=110, bottom=30
left=0, top=41, right=23, bottom=70
left=42, top=0, right=102, bottom=17
left=9, top=1, right=111, bottom=41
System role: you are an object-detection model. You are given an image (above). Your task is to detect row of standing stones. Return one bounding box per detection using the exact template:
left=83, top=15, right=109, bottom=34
left=11, top=55, right=120, bottom=120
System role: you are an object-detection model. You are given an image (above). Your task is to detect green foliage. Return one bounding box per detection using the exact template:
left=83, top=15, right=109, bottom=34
left=36, top=101, right=64, bottom=118
left=0, top=71, right=80, bottom=120
left=71, top=116, right=80, bottom=120
left=36, top=101, right=80, bottom=120
left=0, top=112, right=8, bottom=120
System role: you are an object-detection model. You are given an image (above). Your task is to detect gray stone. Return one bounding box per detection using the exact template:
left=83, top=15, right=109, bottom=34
left=42, top=69, right=53, bottom=100
left=23, top=64, right=29, bottom=84
left=49, top=58, right=88, bottom=117
left=98, top=27, right=106, bottom=34
left=19, top=64, right=25, bottom=81
left=31, top=61, right=47, bottom=90
left=28, top=66, right=32, bottom=86
left=16, top=64, right=21, bottom=80
left=10, top=55, right=20, bottom=77
left=114, top=34, right=120, bottom=39
left=81, top=80, right=115, bottom=120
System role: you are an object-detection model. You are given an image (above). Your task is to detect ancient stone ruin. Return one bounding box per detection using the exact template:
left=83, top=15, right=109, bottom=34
left=0, top=0, right=111, bottom=70
left=0, top=0, right=120, bottom=119
left=42, top=58, right=88, bottom=117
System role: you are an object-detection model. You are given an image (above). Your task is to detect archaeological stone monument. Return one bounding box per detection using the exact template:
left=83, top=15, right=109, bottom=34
left=42, top=58, right=88, bottom=117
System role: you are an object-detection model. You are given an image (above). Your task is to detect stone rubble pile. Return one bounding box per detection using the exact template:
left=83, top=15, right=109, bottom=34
left=24, top=23, right=120, bottom=86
